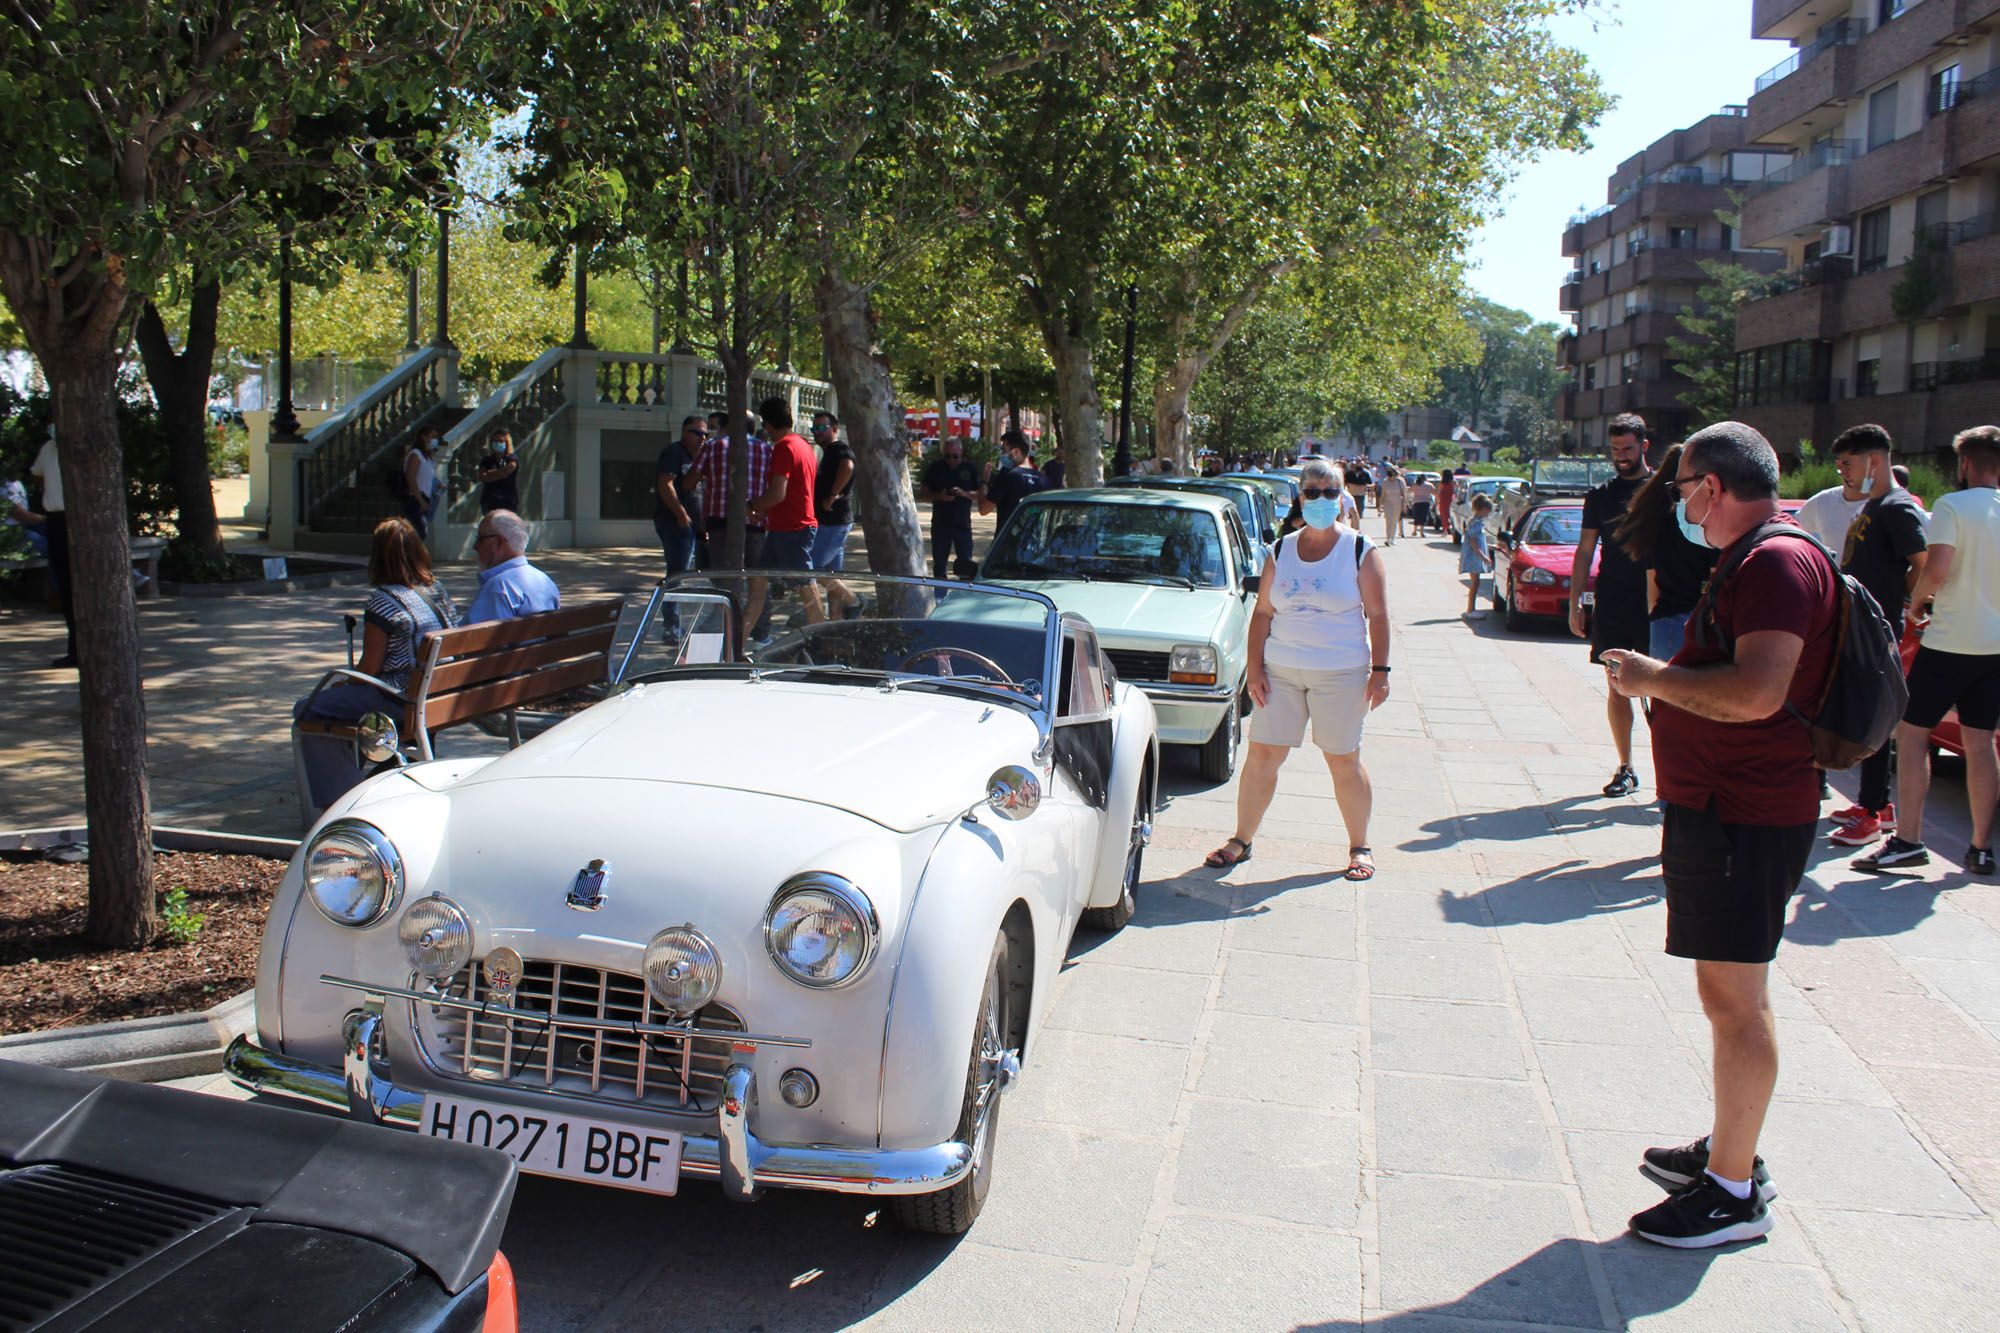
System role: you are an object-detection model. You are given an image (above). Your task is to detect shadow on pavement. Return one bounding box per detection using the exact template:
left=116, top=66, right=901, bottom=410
left=1296, top=1237, right=1734, bottom=1330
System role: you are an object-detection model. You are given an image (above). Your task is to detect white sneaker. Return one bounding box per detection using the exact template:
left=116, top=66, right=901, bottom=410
left=1464, top=610, right=1487, bottom=621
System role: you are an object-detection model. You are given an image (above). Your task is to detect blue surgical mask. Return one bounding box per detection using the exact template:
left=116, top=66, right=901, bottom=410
left=1675, top=496, right=1711, bottom=549
left=1301, top=497, right=1343, bottom=529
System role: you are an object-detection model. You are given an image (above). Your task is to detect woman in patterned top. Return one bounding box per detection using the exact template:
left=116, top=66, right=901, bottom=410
left=294, top=518, right=461, bottom=811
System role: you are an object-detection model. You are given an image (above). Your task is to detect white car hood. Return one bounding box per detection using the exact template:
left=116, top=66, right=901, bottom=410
left=456, top=677, right=1042, bottom=833
left=992, top=579, right=1234, bottom=643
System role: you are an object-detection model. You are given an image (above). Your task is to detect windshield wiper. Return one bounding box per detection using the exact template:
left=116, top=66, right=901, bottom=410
left=1096, top=570, right=1195, bottom=590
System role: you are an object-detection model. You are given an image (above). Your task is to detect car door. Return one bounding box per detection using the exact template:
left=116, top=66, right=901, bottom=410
left=1049, top=619, right=1115, bottom=926
left=1218, top=509, right=1254, bottom=699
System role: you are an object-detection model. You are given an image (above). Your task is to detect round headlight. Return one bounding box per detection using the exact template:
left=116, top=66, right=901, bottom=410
left=399, top=896, right=473, bottom=978
left=763, top=874, right=878, bottom=989
left=643, top=926, right=723, bottom=1015
left=302, top=820, right=403, bottom=927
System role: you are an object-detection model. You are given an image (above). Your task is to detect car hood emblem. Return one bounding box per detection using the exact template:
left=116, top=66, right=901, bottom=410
left=567, top=859, right=610, bottom=911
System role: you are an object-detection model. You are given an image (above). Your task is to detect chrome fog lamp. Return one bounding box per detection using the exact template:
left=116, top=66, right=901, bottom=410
left=354, top=711, right=402, bottom=764
left=643, top=926, right=723, bottom=1015
left=302, top=820, right=403, bottom=927
left=399, top=896, right=473, bottom=978
left=1169, top=643, right=1218, bottom=685
left=986, top=765, right=1041, bottom=820
left=764, top=874, right=878, bottom=989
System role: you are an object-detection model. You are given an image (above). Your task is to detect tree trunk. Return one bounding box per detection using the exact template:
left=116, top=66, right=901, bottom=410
left=814, top=267, right=921, bottom=576
left=57, top=360, right=157, bottom=946
left=1046, top=327, right=1103, bottom=486
left=135, top=279, right=225, bottom=564
left=715, top=344, right=750, bottom=575
left=1151, top=356, right=1201, bottom=474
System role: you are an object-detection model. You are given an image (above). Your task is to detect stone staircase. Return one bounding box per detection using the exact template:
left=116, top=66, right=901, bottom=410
left=309, top=406, right=473, bottom=534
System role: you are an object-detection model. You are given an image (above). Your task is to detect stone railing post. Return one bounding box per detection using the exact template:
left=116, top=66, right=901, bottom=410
left=266, top=435, right=309, bottom=548
left=670, top=353, right=700, bottom=421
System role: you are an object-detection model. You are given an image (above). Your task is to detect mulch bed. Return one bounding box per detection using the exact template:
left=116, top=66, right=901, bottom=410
left=0, top=851, right=285, bottom=1036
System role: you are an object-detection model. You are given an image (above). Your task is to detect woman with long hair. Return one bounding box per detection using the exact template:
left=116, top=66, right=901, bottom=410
left=1613, top=442, right=1718, bottom=661
left=293, top=517, right=463, bottom=812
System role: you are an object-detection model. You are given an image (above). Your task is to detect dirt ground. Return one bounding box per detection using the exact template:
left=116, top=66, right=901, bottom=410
left=0, top=850, right=284, bottom=1034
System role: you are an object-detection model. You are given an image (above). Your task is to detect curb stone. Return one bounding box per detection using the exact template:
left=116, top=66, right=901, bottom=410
left=1, top=824, right=296, bottom=1082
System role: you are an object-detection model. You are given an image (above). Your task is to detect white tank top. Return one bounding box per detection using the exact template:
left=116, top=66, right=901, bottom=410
left=411, top=449, right=438, bottom=500
left=1263, top=527, right=1370, bottom=671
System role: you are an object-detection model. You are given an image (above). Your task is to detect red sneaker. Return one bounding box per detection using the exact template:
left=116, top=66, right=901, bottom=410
left=1827, top=804, right=1869, bottom=827
left=1829, top=806, right=1894, bottom=847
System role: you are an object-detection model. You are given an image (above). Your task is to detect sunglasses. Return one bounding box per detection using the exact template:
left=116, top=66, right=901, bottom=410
left=1671, top=473, right=1709, bottom=493
left=1300, top=486, right=1341, bottom=500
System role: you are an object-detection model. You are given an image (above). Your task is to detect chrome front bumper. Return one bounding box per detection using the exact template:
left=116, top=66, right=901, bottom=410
left=224, top=1000, right=975, bottom=1201
left=1138, top=681, right=1238, bottom=746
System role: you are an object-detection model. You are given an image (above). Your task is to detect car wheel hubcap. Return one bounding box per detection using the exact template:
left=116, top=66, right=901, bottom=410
left=970, top=971, right=1011, bottom=1190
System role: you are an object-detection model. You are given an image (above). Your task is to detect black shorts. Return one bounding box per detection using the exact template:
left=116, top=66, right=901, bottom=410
left=1661, top=803, right=1815, bottom=964
left=1904, top=645, right=2000, bottom=732
left=1589, top=595, right=1649, bottom=665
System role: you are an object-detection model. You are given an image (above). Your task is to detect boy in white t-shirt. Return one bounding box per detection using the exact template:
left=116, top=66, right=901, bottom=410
left=1861, top=426, right=2000, bottom=875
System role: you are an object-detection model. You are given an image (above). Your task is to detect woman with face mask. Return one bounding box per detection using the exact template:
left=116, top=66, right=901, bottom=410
left=1206, top=458, right=1393, bottom=881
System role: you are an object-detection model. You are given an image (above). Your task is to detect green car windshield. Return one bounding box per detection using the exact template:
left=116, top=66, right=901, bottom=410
left=987, top=501, right=1230, bottom=589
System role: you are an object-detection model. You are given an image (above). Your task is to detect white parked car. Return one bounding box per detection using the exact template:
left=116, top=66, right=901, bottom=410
left=228, top=574, right=1159, bottom=1234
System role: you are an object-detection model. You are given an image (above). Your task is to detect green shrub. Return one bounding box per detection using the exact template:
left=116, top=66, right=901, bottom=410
left=159, top=886, right=206, bottom=945
left=1778, top=458, right=1955, bottom=504
left=0, top=378, right=177, bottom=535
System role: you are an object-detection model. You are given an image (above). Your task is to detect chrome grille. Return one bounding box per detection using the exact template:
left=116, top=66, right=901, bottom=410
left=1104, top=649, right=1169, bottom=682
left=421, top=960, right=744, bottom=1111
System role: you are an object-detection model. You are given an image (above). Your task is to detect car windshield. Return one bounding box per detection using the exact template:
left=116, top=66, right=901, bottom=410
left=1470, top=477, right=1523, bottom=494
left=986, top=501, right=1230, bottom=589
left=1523, top=509, right=1585, bottom=545
left=1226, top=472, right=1297, bottom=506
left=615, top=574, right=1058, bottom=706
left=1111, top=478, right=1258, bottom=536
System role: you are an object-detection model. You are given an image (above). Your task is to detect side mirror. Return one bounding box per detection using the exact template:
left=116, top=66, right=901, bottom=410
left=986, top=765, right=1042, bottom=820
left=1241, top=573, right=1260, bottom=595
left=355, top=711, right=404, bottom=765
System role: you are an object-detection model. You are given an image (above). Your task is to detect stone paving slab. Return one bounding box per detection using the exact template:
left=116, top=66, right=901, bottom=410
left=28, top=527, right=1999, bottom=1329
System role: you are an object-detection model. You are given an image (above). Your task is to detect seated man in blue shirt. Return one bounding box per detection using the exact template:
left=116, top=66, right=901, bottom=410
left=466, top=510, right=560, bottom=623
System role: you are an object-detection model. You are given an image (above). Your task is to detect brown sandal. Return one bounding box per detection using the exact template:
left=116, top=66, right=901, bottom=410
left=1205, top=837, right=1253, bottom=868
left=1344, top=846, right=1376, bottom=881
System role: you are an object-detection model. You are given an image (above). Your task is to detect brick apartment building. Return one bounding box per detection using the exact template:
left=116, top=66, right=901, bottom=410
left=1558, top=110, right=1789, bottom=454
left=1733, top=0, right=2000, bottom=458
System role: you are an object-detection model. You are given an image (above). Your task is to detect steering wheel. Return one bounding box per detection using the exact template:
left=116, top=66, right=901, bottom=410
left=898, top=646, right=1016, bottom=686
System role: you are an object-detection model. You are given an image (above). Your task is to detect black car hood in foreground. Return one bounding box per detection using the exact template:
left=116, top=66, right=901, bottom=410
left=0, top=1060, right=515, bottom=1332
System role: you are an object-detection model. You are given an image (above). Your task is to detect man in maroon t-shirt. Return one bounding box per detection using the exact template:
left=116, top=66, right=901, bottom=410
left=1599, top=422, right=1838, bottom=1250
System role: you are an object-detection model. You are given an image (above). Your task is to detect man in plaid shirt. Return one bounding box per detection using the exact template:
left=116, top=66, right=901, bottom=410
left=695, top=416, right=773, bottom=570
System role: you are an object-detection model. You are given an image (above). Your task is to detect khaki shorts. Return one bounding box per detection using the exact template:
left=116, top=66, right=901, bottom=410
left=1250, top=661, right=1371, bottom=755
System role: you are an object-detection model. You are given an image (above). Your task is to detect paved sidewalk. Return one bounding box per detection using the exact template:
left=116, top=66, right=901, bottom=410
left=39, top=525, right=2000, bottom=1329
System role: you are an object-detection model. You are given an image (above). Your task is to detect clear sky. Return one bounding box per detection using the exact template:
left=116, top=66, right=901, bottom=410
left=1465, top=0, right=1793, bottom=329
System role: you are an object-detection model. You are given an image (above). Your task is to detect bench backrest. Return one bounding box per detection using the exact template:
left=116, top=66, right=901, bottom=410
left=408, top=598, right=624, bottom=734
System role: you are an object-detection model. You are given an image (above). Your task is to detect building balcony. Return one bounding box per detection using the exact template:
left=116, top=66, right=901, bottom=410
left=1847, top=119, right=1953, bottom=220
left=1559, top=280, right=1582, bottom=313
left=1910, top=351, right=2000, bottom=391
left=1747, top=26, right=1858, bottom=141
left=1740, top=140, right=1857, bottom=246
left=1562, top=221, right=1585, bottom=258
left=1752, top=0, right=1820, bottom=42
left=1944, top=223, right=2000, bottom=308
left=1558, top=388, right=1580, bottom=422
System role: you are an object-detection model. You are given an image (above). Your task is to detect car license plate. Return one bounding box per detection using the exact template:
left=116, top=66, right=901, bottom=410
left=423, top=1094, right=682, bottom=1195
left=1580, top=591, right=1595, bottom=608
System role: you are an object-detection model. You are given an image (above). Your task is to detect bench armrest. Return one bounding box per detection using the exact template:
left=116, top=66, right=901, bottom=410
left=301, top=667, right=410, bottom=715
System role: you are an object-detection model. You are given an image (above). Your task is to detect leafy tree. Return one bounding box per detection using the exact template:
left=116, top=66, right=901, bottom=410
left=0, top=1, right=521, bottom=946
left=1141, top=0, right=1605, bottom=472
left=1665, top=260, right=1770, bottom=428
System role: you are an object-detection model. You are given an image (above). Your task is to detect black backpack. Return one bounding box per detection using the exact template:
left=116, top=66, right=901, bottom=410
left=1693, top=521, right=1906, bottom=770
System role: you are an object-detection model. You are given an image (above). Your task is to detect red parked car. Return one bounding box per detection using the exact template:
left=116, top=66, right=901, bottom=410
left=1900, top=618, right=1998, bottom=760
left=1493, top=502, right=1597, bottom=632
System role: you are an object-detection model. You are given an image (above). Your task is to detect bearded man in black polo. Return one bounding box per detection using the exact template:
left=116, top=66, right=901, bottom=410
left=1572, top=413, right=1654, bottom=798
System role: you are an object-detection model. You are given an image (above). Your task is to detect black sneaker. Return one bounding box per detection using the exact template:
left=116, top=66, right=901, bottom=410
left=1969, top=846, right=1996, bottom=876
left=1639, top=1135, right=1777, bottom=1202
left=1602, top=766, right=1639, bottom=798
left=1629, top=1175, right=1774, bottom=1249
left=1852, top=837, right=1930, bottom=872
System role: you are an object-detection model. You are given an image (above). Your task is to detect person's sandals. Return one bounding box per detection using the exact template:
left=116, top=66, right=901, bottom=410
left=1205, top=837, right=1253, bottom=869
left=1345, top=846, right=1376, bottom=881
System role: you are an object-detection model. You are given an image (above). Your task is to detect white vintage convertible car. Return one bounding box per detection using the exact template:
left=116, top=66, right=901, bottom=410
left=227, top=574, right=1158, bottom=1233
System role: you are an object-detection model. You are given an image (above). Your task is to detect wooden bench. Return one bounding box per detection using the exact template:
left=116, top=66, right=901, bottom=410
left=296, top=598, right=625, bottom=761
left=9, top=534, right=167, bottom=598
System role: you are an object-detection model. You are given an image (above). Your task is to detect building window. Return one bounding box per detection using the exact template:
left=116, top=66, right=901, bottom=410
left=1916, top=188, right=1950, bottom=247
left=1878, top=0, right=1909, bottom=24
left=1858, top=207, right=1891, bottom=274
left=1929, top=64, right=1962, bottom=116
left=1867, top=84, right=1899, bottom=152
left=1855, top=357, right=1880, bottom=397
left=1584, top=364, right=1598, bottom=389
left=1667, top=226, right=1697, bottom=250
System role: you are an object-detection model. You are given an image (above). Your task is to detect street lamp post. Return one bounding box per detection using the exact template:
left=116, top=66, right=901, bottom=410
left=271, top=235, right=302, bottom=441
left=1114, top=284, right=1137, bottom=476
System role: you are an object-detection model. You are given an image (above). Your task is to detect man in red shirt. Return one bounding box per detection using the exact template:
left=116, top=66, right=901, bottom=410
left=742, top=396, right=817, bottom=642
left=1600, top=421, right=1838, bottom=1249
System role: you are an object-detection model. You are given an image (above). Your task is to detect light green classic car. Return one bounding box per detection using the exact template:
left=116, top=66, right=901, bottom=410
left=982, top=488, right=1254, bottom=781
